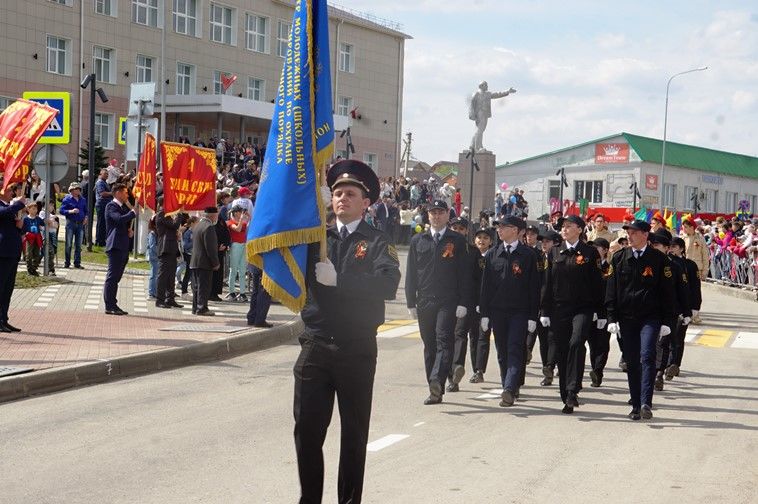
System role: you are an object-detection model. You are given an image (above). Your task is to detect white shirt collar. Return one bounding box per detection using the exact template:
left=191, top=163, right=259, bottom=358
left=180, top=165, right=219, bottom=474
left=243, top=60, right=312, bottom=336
left=430, top=226, right=447, bottom=239
left=566, top=240, right=579, bottom=250
left=634, top=245, right=647, bottom=255
left=336, top=218, right=361, bottom=236
left=505, top=240, right=520, bottom=250
left=114, top=199, right=124, bottom=207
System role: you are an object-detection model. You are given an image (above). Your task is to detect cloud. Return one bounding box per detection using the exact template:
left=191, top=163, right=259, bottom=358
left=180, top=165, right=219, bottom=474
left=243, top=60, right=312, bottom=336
left=732, top=90, right=756, bottom=110
left=595, top=33, right=626, bottom=49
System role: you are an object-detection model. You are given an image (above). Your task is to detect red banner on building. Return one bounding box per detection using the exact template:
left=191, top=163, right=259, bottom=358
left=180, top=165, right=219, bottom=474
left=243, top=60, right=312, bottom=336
left=595, top=143, right=630, bottom=164
left=221, top=73, right=238, bottom=91
left=160, top=141, right=217, bottom=213
left=0, top=99, right=58, bottom=191
left=645, top=174, right=658, bottom=191
left=133, top=132, right=157, bottom=211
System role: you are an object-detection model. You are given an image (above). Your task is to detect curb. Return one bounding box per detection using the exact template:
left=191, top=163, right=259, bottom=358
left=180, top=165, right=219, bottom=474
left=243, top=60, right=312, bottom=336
left=0, top=317, right=303, bottom=404
left=702, top=280, right=758, bottom=303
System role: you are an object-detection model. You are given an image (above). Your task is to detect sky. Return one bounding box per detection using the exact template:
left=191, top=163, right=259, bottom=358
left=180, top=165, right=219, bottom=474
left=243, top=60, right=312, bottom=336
left=337, top=0, right=758, bottom=165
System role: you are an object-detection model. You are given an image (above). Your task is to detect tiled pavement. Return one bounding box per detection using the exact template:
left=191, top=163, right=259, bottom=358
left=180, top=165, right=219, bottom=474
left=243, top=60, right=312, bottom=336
left=2, top=267, right=298, bottom=372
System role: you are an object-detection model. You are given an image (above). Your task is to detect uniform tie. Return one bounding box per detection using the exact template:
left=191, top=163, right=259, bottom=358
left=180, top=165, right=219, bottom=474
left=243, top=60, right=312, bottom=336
left=634, top=249, right=641, bottom=259
left=340, top=226, right=349, bottom=240
left=434, top=232, right=441, bottom=244
left=505, top=244, right=512, bottom=256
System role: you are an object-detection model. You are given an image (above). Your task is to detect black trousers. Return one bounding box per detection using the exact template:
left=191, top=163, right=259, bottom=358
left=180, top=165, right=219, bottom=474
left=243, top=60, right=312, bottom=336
left=156, top=253, right=178, bottom=304
left=588, top=326, right=611, bottom=376
left=104, top=249, right=129, bottom=311
left=552, top=309, right=593, bottom=403
left=180, top=253, right=192, bottom=293
left=470, top=315, right=491, bottom=374
left=417, top=300, right=456, bottom=388
left=0, top=257, right=19, bottom=324
left=212, top=250, right=226, bottom=296
left=191, top=268, right=212, bottom=313
left=656, top=319, right=683, bottom=372
left=669, top=321, right=688, bottom=368
left=247, top=265, right=272, bottom=325
left=294, top=337, right=377, bottom=504
left=448, top=309, right=476, bottom=379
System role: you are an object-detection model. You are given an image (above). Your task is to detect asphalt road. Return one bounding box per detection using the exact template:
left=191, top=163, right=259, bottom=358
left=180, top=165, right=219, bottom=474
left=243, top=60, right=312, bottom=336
left=2, top=264, right=757, bottom=503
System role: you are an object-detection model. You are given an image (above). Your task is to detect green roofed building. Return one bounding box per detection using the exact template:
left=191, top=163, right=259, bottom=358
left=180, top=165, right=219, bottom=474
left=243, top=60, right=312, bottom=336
left=495, top=132, right=758, bottom=221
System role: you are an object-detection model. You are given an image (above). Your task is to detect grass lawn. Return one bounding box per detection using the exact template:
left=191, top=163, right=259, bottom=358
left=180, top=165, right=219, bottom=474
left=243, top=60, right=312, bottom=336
left=15, top=272, right=71, bottom=289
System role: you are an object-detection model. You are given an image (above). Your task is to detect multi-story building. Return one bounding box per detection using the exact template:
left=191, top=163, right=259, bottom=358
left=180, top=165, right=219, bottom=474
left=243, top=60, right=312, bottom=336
left=0, top=0, right=409, bottom=177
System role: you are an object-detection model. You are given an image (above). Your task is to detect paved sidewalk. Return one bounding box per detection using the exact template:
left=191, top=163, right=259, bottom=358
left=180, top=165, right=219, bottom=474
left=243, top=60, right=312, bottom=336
left=1, top=266, right=299, bottom=373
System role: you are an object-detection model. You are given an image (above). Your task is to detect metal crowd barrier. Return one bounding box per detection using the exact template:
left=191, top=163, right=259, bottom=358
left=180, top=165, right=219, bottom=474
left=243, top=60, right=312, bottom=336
left=709, top=245, right=758, bottom=290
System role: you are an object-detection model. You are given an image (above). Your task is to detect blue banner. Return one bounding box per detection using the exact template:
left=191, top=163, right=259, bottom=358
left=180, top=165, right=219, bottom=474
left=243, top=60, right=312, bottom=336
left=246, top=0, right=334, bottom=312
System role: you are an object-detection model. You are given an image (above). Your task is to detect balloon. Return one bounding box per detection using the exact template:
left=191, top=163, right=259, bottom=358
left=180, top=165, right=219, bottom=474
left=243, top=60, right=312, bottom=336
left=500, top=182, right=509, bottom=191
left=415, top=224, right=423, bottom=233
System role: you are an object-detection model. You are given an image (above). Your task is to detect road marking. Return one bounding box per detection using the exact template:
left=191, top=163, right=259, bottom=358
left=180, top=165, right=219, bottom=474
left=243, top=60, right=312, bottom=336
left=413, top=422, right=425, bottom=427
left=84, top=305, right=99, bottom=310
left=731, top=332, right=758, bottom=350
left=695, top=329, right=732, bottom=348
left=476, top=389, right=504, bottom=399
left=133, top=308, right=148, bottom=313
left=33, top=303, right=48, bottom=308
left=366, top=434, right=409, bottom=452
left=377, top=319, right=415, bottom=331
left=377, top=324, right=420, bottom=338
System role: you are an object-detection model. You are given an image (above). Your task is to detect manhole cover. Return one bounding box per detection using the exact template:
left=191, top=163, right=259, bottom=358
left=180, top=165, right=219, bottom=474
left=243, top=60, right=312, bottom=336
left=0, top=366, right=34, bottom=378
left=159, top=324, right=245, bottom=333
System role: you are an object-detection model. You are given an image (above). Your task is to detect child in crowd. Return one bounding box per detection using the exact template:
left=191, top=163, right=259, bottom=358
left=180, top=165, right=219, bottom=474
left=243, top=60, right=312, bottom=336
left=177, top=215, right=198, bottom=296
left=226, top=206, right=249, bottom=302
left=146, top=216, right=158, bottom=299
left=39, top=201, right=59, bottom=276
left=22, top=202, right=44, bottom=276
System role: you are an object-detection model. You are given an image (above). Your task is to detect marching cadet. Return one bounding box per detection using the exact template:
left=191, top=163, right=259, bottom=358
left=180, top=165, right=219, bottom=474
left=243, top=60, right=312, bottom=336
left=648, top=229, right=691, bottom=392
left=406, top=199, right=472, bottom=405
left=524, top=225, right=544, bottom=366
left=524, top=224, right=540, bottom=250
left=469, top=227, right=494, bottom=384
left=606, top=220, right=675, bottom=421
left=587, top=238, right=612, bottom=387
left=479, top=216, right=540, bottom=407
left=534, top=230, right=561, bottom=386
left=540, top=215, right=603, bottom=414
left=446, top=217, right=479, bottom=392
left=295, top=160, right=401, bottom=504
left=666, top=236, right=700, bottom=378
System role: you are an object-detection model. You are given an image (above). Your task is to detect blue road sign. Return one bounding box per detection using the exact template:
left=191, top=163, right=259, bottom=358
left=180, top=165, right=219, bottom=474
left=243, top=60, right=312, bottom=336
left=21, top=91, right=71, bottom=144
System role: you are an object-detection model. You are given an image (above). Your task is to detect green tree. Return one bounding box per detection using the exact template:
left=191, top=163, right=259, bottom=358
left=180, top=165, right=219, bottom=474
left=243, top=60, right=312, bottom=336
left=78, top=140, right=108, bottom=175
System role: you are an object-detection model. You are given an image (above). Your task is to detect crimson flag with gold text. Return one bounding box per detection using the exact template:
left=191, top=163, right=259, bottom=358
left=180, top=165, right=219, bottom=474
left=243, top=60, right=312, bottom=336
left=160, top=141, right=217, bottom=214
left=133, top=132, right=157, bottom=210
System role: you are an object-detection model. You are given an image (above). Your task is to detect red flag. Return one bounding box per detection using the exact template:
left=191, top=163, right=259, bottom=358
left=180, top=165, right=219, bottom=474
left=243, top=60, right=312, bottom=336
left=0, top=99, right=58, bottom=191
left=133, top=132, right=157, bottom=211
left=221, top=73, right=237, bottom=92
left=160, top=141, right=217, bottom=214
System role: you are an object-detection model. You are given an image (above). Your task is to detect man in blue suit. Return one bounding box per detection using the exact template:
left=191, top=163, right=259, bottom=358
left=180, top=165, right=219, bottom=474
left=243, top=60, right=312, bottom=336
left=0, top=182, right=26, bottom=333
left=103, top=183, right=136, bottom=315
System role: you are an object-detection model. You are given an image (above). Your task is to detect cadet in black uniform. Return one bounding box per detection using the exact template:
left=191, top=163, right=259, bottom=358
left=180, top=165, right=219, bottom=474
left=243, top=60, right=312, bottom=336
left=587, top=237, right=612, bottom=387
left=406, top=199, right=472, bottom=404
left=522, top=225, right=546, bottom=385
left=479, top=216, right=540, bottom=407
left=666, top=236, right=700, bottom=379
left=535, top=230, right=561, bottom=386
left=606, top=220, right=675, bottom=421
left=540, top=215, right=603, bottom=414
left=295, top=160, right=401, bottom=504
left=469, top=227, right=493, bottom=383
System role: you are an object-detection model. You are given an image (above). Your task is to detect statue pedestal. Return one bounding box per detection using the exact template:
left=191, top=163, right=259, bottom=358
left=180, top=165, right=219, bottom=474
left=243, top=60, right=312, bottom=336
left=458, top=150, right=496, bottom=215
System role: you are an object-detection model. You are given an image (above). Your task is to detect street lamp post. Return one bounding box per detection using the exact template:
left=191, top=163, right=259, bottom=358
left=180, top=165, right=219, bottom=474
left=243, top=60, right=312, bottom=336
left=659, top=66, right=708, bottom=212
left=80, top=73, right=109, bottom=251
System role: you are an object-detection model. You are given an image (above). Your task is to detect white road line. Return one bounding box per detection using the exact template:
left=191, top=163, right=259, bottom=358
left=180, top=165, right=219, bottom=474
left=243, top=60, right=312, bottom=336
left=413, top=422, right=425, bottom=427
left=366, top=434, right=409, bottom=453
left=476, top=389, right=504, bottom=399
left=84, top=305, right=99, bottom=310
left=731, top=332, right=758, bottom=350
left=377, top=324, right=420, bottom=338
left=685, top=332, right=700, bottom=343
left=133, top=308, right=149, bottom=313
left=33, top=303, right=49, bottom=308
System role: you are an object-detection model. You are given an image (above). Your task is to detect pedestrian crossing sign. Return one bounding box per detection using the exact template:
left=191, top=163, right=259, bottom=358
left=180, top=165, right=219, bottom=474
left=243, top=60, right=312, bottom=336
left=119, top=117, right=127, bottom=145
left=22, top=91, right=71, bottom=144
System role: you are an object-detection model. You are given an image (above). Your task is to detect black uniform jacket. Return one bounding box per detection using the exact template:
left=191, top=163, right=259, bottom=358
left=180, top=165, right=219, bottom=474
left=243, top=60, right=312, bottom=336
left=469, top=246, right=487, bottom=309
left=605, top=246, right=675, bottom=324
left=683, top=257, right=701, bottom=309
left=405, top=229, right=472, bottom=309
left=668, top=254, right=692, bottom=321
left=541, top=241, right=603, bottom=317
left=301, top=220, right=401, bottom=343
left=597, top=260, right=612, bottom=319
left=480, top=242, right=540, bottom=321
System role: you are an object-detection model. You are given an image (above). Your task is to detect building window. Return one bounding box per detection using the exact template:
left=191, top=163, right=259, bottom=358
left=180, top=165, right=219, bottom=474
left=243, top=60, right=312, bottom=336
left=747, top=195, right=758, bottom=216
left=662, top=183, right=676, bottom=209
left=95, top=0, right=116, bottom=16
left=245, top=14, right=268, bottom=53
left=136, top=54, right=154, bottom=83
left=178, top=124, right=195, bottom=141
left=176, top=62, right=194, bottom=95
left=363, top=152, right=377, bottom=172
left=548, top=180, right=561, bottom=201
left=704, top=188, right=718, bottom=212
left=212, top=70, right=224, bottom=94
left=574, top=180, right=603, bottom=204
left=339, top=42, right=355, bottom=73
left=46, top=35, right=70, bottom=75
left=93, top=46, right=115, bottom=83
left=725, top=191, right=738, bottom=213
left=247, top=78, right=265, bottom=101
left=50, top=0, right=72, bottom=5
left=337, top=96, right=353, bottom=116
left=132, top=0, right=159, bottom=27
left=335, top=149, right=348, bottom=160
left=277, top=20, right=291, bottom=58
left=0, top=97, right=14, bottom=114
left=210, top=3, right=234, bottom=45
left=684, top=185, right=698, bottom=210
left=173, top=0, right=198, bottom=36
left=94, top=113, right=114, bottom=149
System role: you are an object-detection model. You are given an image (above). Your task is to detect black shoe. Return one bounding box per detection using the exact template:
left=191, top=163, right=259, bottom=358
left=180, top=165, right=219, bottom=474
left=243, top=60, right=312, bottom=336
left=628, top=398, right=634, bottom=405
left=566, top=392, right=579, bottom=408
left=664, top=364, right=678, bottom=381
left=540, top=377, right=553, bottom=386
left=628, top=409, right=641, bottom=421
left=253, top=322, right=274, bottom=328
left=590, top=370, right=602, bottom=387
left=105, top=309, right=127, bottom=316
left=562, top=404, right=574, bottom=414
left=74, top=265, right=84, bottom=269
left=167, top=300, right=183, bottom=308
left=64, top=264, right=70, bottom=268
left=4, top=322, right=21, bottom=332
left=196, top=309, right=215, bottom=316
left=424, top=394, right=442, bottom=405
left=469, top=371, right=484, bottom=383
left=0, top=323, right=12, bottom=333
left=619, top=359, right=628, bottom=373
left=654, top=375, right=664, bottom=391
left=429, top=380, right=443, bottom=398
left=155, top=302, right=171, bottom=309
left=451, top=364, right=465, bottom=385
left=641, top=405, right=653, bottom=420
left=446, top=382, right=459, bottom=393
left=500, top=389, right=515, bottom=407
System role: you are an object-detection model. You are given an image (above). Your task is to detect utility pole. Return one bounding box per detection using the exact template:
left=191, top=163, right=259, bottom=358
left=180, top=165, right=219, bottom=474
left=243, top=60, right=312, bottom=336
left=400, top=131, right=412, bottom=178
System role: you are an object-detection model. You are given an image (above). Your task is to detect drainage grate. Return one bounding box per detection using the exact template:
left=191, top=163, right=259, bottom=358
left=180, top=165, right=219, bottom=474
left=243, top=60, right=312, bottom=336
left=159, top=324, right=245, bottom=333
left=0, top=366, right=34, bottom=378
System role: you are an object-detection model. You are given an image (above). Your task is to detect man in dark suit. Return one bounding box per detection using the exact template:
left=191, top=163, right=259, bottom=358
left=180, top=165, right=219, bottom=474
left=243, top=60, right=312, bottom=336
left=190, top=207, right=220, bottom=316
left=0, top=182, right=26, bottom=333
left=103, top=183, right=136, bottom=315
left=155, top=203, right=184, bottom=308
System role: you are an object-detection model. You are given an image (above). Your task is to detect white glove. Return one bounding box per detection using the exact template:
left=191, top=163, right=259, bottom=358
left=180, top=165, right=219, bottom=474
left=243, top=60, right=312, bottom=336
left=475, top=305, right=480, bottom=313
left=607, top=322, right=620, bottom=335
left=682, top=316, right=691, bottom=326
left=659, top=325, right=671, bottom=337
left=314, top=259, right=337, bottom=286
left=408, top=307, right=417, bottom=320
left=456, top=305, right=467, bottom=318
left=480, top=317, right=490, bottom=332
left=528, top=320, right=537, bottom=333
left=539, top=316, right=551, bottom=328
left=593, top=313, right=598, bottom=322
left=320, top=185, right=332, bottom=206
left=597, top=318, right=607, bottom=330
